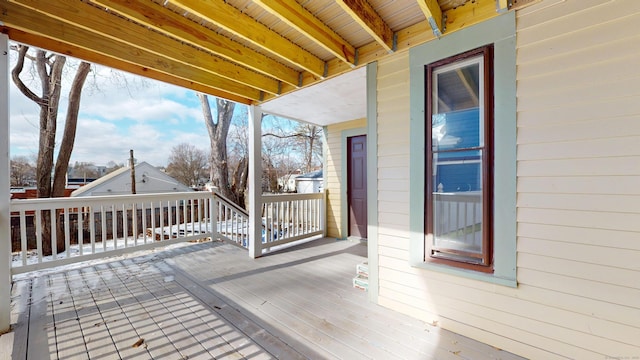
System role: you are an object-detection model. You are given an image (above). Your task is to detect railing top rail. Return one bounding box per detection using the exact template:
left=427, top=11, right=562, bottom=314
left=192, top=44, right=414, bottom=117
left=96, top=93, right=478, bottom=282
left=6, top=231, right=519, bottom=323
left=211, top=189, right=248, bottom=216
left=262, top=192, right=324, bottom=201
left=10, top=191, right=212, bottom=210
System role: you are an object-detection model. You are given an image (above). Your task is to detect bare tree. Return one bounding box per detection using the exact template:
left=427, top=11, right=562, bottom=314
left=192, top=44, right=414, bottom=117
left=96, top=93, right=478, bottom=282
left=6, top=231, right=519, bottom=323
left=199, top=94, right=248, bottom=207
left=166, top=143, right=208, bottom=187
left=262, top=118, right=323, bottom=174
left=295, top=123, right=323, bottom=173
left=69, top=161, right=102, bottom=179
left=12, top=44, right=91, bottom=255
left=10, top=156, right=36, bottom=186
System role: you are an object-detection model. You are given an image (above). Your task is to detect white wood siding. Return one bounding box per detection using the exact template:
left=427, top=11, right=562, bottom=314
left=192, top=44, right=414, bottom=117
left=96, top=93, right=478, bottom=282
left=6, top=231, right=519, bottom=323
left=375, top=0, right=640, bottom=358
left=325, top=119, right=366, bottom=238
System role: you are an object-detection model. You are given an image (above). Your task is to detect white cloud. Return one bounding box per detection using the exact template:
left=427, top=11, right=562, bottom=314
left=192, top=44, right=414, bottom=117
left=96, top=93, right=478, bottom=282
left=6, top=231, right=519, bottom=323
left=9, top=57, right=210, bottom=167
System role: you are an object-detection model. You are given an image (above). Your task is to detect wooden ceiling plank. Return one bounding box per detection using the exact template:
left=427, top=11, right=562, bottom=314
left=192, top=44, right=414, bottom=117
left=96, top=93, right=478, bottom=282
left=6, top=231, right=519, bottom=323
left=0, top=1, right=263, bottom=101
left=8, top=0, right=280, bottom=94
left=1, top=27, right=252, bottom=104
left=334, top=0, right=394, bottom=53
left=252, top=0, right=356, bottom=66
left=416, top=0, right=444, bottom=37
left=91, top=0, right=300, bottom=87
left=169, top=0, right=326, bottom=78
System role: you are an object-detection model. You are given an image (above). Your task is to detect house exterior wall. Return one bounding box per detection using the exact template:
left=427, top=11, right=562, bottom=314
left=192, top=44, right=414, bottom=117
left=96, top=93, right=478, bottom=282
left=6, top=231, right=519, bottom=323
left=325, top=118, right=366, bottom=239
left=373, top=1, right=640, bottom=359
left=72, top=162, right=192, bottom=197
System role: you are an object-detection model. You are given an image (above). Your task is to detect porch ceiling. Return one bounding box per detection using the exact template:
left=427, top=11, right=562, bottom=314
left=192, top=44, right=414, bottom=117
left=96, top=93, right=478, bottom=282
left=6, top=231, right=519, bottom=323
left=0, top=0, right=535, bottom=124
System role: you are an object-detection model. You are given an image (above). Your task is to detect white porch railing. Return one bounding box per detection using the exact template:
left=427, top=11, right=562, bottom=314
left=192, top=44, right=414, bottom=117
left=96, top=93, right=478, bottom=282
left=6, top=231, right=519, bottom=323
left=261, top=192, right=325, bottom=250
left=212, top=190, right=250, bottom=248
left=9, top=192, right=216, bottom=275
left=9, top=190, right=326, bottom=274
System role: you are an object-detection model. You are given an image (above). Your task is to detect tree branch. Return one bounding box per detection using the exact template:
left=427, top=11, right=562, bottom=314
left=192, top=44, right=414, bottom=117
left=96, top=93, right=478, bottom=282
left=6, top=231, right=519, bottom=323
left=11, top=45, right=43, bottom=105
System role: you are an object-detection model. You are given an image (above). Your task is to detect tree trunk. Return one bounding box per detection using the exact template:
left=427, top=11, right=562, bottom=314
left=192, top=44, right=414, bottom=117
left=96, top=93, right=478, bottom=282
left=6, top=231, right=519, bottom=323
left=51, top=61, right=91, bottom=197
left=199, top=94, right=242, bottom=205
left=11, top=45, right=91, bottom=255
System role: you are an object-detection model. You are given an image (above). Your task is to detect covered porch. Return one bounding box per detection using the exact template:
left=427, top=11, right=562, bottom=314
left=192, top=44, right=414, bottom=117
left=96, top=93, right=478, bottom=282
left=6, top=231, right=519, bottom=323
left=2, top=237, right=523, bottom=359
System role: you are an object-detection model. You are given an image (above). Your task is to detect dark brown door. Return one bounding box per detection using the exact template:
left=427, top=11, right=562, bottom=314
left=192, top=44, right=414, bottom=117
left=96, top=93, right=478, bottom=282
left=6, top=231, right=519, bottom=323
left=347, top=135, right=367, bottom=239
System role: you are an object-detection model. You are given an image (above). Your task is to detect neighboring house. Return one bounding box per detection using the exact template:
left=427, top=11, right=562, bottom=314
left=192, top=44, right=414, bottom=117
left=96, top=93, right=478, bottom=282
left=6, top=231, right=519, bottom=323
left=277, top=169, right=302, bottom=192
left=295, top=170, right=322, bottom=194
left=71, top=162, right=192, bottom=197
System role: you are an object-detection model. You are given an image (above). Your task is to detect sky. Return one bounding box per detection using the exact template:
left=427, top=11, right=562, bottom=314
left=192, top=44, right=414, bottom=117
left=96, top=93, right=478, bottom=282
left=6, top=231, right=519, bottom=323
left=9, top=55, right=246, bottom=168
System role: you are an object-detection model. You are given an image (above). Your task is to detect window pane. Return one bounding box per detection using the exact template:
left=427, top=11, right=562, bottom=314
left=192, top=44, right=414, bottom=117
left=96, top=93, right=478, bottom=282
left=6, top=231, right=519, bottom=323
left=434, top=61, right=480, bottom=113
left=432, top=108, right=480, bottom=152
left=432, top=155, right=484, bottom=261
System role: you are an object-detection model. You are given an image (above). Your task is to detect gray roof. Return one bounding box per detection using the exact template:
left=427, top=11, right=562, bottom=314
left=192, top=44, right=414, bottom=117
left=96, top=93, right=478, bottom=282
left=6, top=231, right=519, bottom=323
left=296, top=170, right=322, bottom=180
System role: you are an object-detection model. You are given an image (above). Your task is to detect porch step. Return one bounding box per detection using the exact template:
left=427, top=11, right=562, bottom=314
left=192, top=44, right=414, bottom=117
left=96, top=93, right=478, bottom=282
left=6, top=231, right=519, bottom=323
left=353, top=261, right=369, bottom=291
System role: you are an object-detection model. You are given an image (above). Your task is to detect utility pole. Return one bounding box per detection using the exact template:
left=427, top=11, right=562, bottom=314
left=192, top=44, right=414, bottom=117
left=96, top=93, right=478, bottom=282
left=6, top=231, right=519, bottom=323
left=129, top=149, right=136, bottom=194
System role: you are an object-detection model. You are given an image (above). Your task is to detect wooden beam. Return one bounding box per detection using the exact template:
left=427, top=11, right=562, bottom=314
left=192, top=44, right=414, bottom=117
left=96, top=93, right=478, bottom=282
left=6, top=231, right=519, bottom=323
left=9, top=0, right=280, bottom=95
left=335, top=0, right=394, bottom=53
left=416, top=0, right=444, bottom=37
left=1, top=27, right=252, bottom=104
left=91, top=0, right=300, bottom=87
left=252, top=0, right=356, bottom=65
left=0, top=2, right=262, bottom=101
left=170, top=0, right=326, bottom=78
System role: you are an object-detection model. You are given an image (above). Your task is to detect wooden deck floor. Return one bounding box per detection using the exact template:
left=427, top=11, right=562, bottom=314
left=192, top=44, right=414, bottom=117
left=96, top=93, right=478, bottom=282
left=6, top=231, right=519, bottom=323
left=2, top=238, right=525, bottom=359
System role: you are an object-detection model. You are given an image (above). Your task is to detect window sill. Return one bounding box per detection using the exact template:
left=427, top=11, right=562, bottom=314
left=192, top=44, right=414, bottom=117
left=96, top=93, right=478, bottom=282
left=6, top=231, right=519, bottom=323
left=410, top=258, right=517, bottom=288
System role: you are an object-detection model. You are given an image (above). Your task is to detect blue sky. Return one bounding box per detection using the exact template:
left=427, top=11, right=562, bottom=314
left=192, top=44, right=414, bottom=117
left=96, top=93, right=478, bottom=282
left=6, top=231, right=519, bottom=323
left=9, top=61, right=247, bottom=167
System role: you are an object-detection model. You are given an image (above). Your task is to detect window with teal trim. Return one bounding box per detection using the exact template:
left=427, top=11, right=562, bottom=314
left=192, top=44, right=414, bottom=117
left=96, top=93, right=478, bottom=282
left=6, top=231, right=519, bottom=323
left=425, top=45, right=494, bottom=272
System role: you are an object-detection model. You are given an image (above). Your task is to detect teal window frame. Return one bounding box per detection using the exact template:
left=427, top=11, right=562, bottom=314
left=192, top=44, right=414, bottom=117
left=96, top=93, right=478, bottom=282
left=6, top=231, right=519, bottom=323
left=408, top=12, right=517, bottom=287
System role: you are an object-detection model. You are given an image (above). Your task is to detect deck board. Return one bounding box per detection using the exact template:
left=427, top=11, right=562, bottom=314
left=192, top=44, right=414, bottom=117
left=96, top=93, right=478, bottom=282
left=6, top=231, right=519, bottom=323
left=3, top=238, right=526, bottom=360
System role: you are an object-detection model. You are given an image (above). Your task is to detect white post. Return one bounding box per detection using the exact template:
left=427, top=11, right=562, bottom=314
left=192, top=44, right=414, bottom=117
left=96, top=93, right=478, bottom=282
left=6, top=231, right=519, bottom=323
left=248, top=105, right=262, bottom=258
left=0, top=33, right=12, bottom=333
left=210, top=191, right=218, bottom=241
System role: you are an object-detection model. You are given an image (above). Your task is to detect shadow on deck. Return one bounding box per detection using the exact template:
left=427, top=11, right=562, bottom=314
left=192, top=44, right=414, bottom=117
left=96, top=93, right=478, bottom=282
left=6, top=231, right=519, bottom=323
left=2, top=237, right=525, bottom=359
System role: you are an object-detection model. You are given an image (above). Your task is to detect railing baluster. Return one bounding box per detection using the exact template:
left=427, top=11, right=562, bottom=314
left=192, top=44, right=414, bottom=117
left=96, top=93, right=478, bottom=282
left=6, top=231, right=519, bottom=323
left=112, top=203, right=118, bottom=250
left=50, top=208, right=57, bottom=260
left=101, top=206, right=107, bottom=252
left=132, top=203, right=138, bottom=246
left=19, top=211, right=27, bottom=266
left=90, top=207, right=96, bottom=254
left=151, top=201, right=156, bottom=242
left=35, top=210, right=43, bottom=262
left=167, top=201, right=173, bottom=240
left=141, top=202, right=147, bottom=244
left=160, top=201, right=166, bottom=241
left=123, top=204, right=128, bottom=248
left=78, top=208, right=84, bottom=256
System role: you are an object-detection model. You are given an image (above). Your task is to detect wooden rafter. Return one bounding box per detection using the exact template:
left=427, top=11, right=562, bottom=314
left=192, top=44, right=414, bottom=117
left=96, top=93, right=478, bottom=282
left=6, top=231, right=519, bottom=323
left=0, top=1, right=262, bottom=101
left=169, top=0, right=327, bottom=78
left=335, top=0, right=394, bottom=53
left=1, top=27, right=252, bottom=104
left=92, top=0, right=300, bottom=87
left=252, top=0, right=356, bottom=66
left=8, top=0, right=279, bottom=95
left=455, top=68, right=479, bottom=106
left=417, top=0, right=444, bottom=37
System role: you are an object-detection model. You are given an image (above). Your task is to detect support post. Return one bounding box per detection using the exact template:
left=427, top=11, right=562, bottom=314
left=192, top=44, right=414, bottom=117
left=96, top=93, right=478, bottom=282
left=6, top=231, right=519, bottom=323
left=248, top=105, right=262, bottom=258
left=0, top=33, right=12, bottom=333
